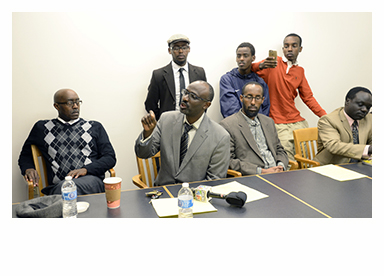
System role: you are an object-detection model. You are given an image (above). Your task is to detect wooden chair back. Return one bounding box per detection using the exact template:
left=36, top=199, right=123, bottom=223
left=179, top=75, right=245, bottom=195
left=132, top=152, right=161, bottom=189
left=293, top=127, right=320, bottom=169
left=29, top=145, right=49, bottom=198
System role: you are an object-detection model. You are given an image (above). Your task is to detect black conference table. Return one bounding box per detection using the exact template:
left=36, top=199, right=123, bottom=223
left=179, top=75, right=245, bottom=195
left=12, top=163, right=372, bottom=218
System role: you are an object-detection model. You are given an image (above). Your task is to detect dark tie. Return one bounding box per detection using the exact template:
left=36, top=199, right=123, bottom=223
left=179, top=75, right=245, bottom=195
left=352, top=120, right=359, bottom=144
left=180, top=122, right=193, bottom=166
left=350, top=120, right=359, bottom=162
left=179, top=68, right=185, bottom=105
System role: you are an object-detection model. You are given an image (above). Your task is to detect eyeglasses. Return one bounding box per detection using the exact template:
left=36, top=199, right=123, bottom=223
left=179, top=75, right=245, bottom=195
left=171, top=46, right=190, bottom=52
left=56, top=99, right=83, bottom=107
left=181, top=89, right=210, bottom=102
left=243, top=95, right=263, bottom=102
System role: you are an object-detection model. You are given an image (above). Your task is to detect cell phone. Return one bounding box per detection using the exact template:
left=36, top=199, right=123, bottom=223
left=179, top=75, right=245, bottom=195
left=269, top=50, right=277, bottom=60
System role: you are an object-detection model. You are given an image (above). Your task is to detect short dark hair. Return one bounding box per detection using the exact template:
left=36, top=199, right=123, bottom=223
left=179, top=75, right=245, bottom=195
left=285, top=33, right=302, bottom=46
left=236, top=42, right=255, bottom=56
left=345, top=86, right=372, bottom=101
left=241, top=81, right=264, bottom=96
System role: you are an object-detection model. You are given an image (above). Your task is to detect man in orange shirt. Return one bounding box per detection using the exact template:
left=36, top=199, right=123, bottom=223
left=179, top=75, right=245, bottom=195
left=251, top=33, right=326, bottom=161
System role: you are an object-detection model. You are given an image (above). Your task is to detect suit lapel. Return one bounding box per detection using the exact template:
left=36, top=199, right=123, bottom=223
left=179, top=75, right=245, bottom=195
left=258, top=115, right=277, bottom=158
left=237, top=112, right=263, bottom=159
left=178, top=114, right=208, bottom=172
left=339, top=108, right=354, bottom=143
left=163, top=62, right=176, bottom=100
left=188, top=63, right=197, bottom=82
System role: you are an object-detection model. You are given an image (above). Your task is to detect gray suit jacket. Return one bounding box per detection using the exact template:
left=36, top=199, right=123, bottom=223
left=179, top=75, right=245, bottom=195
left=219, top=111, right=288, bottom=175
left=314, top=107, right=372, bottom=165
left=135, top=111, right=230, bottom=186
left=144, top=62, right=207, bottom=120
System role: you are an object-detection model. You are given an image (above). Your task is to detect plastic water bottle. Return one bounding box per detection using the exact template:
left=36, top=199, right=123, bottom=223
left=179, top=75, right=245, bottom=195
left=178, top=183, right=193, bottom=218
left=62, top=176, right=77, bottom=218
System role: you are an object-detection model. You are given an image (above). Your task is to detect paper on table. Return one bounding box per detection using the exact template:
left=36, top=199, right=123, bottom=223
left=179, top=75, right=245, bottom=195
left=150, top=198, right=217, bottom=218
left=308, top=164, right=368, bottom=181
left=211, top=181, right=268, bottom=203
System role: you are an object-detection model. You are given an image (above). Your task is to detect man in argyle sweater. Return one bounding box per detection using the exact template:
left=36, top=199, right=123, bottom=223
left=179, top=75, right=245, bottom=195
left=18, top=89, right=116, bottom=195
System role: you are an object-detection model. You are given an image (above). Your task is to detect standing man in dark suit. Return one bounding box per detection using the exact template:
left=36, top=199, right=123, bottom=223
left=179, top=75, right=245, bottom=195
left=220, top=82, right=288, bottom=176
left=144, top=34, right=207, bottom=120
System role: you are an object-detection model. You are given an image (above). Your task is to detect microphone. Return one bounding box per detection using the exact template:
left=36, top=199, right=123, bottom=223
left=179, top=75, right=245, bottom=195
left=192, top=185, right=247, bottom=207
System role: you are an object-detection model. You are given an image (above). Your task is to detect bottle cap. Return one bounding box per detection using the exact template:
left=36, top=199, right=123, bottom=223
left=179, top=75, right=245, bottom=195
left=182, top=182, right=189, bottom=188
left=65, top=176, right=73, bottom=181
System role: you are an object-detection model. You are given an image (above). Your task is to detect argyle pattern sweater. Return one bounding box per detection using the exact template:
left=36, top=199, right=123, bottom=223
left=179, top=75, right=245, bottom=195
left=18, top=118, right=116, bottom=185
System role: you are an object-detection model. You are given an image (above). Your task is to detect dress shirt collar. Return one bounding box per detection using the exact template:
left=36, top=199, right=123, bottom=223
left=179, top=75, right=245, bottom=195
left=183, top=112, right=205, bottom=130
left=240, top=110, right=260, bottom=126
left=57, top=117, right=80, bottom=125
left=343, top=109, right=359, bottom=127
left=172, top=61, right=189, bottom=73
left=282, top=55, right=299, bottom=74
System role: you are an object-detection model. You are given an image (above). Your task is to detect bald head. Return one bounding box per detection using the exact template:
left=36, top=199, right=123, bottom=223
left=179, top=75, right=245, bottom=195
left=53, top=88, right=81, bottom=121
left=54, top=89, right=77, bottom=103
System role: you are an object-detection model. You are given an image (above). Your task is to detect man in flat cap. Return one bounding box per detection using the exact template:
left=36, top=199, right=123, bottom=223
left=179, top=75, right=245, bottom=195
left=144, top=34, right=207, bottom=120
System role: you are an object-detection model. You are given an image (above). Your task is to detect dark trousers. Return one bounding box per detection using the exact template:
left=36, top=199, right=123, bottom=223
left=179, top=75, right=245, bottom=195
left=41, top=175, right=105, bottom=195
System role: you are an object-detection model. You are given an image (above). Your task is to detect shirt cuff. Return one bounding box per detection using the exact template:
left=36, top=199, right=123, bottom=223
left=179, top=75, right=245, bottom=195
left=256, top=167, right=262, bottom=174
left=277, top=161, right=286, bottom=171
left=140, top=131, right=153, bottom=144
left=362, top=145, right=371, bottom=158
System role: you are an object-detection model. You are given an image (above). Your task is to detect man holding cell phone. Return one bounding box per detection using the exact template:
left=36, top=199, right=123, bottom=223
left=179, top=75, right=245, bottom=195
left=251, top=33, right=327, bottom=161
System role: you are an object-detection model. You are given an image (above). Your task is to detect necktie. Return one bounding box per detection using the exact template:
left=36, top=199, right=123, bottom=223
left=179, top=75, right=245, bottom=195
left=352, top=120, right=359, bottom=144
left=180, top=122, right=193, bottom=166
left=350, top=120, right=359, bottom=162
left=179, top=68, right=185, bottom=105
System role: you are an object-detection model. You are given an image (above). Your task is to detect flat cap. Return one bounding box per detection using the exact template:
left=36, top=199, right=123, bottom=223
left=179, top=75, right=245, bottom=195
left=167, top=34, right=190, bottom=46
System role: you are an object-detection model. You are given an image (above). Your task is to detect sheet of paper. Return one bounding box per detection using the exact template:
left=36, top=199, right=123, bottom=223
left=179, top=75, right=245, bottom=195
left=150, top=198, right=217, bottom=218
left=211, top=181, right=269, bottom=203
left=308, top=164, right=368, bottom=181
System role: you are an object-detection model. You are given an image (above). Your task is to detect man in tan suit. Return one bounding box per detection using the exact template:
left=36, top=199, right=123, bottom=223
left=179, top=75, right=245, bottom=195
left=314, top=86, right=372, bottom=165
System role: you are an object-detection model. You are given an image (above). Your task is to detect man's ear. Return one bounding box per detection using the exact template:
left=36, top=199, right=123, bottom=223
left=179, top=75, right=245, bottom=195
left=53, top=103, right=59, bottom=111
left=203, top=101, right=211, bottom=110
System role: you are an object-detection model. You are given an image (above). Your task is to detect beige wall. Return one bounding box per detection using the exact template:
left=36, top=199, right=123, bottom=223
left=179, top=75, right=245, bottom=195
left=12, top=12, right=372, bottom=203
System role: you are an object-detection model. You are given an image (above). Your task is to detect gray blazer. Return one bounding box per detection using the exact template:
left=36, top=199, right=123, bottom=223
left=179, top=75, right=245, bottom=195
left=219, top=111, right=288, bottom=175
left=135, top=111, right=230, bottom=186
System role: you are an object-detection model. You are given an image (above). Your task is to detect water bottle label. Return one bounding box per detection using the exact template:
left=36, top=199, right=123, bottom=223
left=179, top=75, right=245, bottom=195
left=62, top=191, right=77, bottom=201
left=178, top=198, right=193, bottom=208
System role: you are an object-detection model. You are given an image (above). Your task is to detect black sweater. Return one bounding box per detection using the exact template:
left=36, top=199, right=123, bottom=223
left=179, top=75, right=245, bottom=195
left=18, top=118, right=116, bottom=185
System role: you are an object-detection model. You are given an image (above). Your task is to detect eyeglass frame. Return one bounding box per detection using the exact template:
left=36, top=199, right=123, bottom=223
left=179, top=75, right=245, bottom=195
left=171, top=45, right=190, bottom=52
left=55, top=99, right=83, bottom=107
left=242, top=94, right=264, bottom=102
left=181, top=89, right=210, bottom=102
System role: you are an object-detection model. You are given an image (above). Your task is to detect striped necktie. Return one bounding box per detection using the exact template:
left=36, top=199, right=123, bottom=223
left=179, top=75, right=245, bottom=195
left=350, top=120, right=359, bottom=162
left=180, top=122, right=193, bottom=166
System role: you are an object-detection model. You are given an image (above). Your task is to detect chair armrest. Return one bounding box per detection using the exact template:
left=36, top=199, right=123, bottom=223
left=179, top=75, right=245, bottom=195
left=132, top=175, right=149, bottom=189
left=288, top=160, right=299, bottom=170
left=27, top=180, right=34, bottom=200
left=227, top=169, right=242, bottom=177
left=294, top=154, right=320, bottom=168
left=108, top=168, right=116, bottom=177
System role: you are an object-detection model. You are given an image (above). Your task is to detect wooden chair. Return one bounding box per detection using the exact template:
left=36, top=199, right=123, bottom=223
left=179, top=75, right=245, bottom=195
left=132, top=152, right=242, bottom=189
left=288, top=160, right=299, bottom=170
left=26, top=145, right=116, bottom=199
left=293, top=127, right=321, bottom=169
